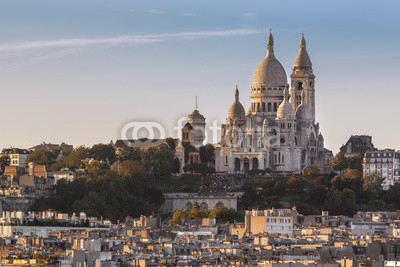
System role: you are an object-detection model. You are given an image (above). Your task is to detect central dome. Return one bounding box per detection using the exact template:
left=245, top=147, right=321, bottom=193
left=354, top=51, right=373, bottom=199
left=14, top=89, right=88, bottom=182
left=253, top=31, right=287, bottom=87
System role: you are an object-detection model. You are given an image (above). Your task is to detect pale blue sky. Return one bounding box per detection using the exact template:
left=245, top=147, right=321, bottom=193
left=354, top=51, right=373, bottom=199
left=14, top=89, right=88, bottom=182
left=0, top=0, right=399, bottom=153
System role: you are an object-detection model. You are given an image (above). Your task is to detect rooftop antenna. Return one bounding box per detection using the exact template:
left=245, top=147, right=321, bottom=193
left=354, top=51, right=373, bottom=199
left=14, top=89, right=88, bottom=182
left=195, top=96, right=198, bottom=110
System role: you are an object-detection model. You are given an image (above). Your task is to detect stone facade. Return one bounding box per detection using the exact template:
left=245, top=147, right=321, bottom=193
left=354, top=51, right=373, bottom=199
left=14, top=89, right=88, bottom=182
left=215, top=31, right=332, bottom=174
left=161, top=192, right=243, bottom=212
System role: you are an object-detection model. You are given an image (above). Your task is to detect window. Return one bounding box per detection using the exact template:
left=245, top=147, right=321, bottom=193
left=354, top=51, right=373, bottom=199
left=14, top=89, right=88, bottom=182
left=268, top=102, right=272, bottom=112
left=262, top=102, right=266, bottom=112
left=273, top=103, right=277, bottom=112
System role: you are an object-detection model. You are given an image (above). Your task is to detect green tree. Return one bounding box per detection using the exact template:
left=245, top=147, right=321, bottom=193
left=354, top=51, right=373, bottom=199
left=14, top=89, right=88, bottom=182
left=199, top=144, right=215, bottom=164
left=144, top=187, right=165, bottom=208
left=332, top=152, right=348, bottom=174
left=340, top=188, right=358, bottom=216
left=325, top=189, right=357, bottom=216
left=26, top=149, right=56, bottom=166
left=240, top=187, right=259, bottom=210
left=314, top=176, right=329, bottom=188
left=348, top=154, right=364, bottom=171
left=51, top=146, right=89, bottom=171
left=165, top=137, right=177, bottom=151
left=273, top=181, right=286, bottom=196
left=113, top=160, right=144, bottom=177
left=0, top=155, right=10, bottom=171
left=303, top=165, right=320, bottom=177
left=363, top=172, right=384, bottom=195
left=89, top=144, right=116, bottom=164
left=287, top=176, right=304, bottom=193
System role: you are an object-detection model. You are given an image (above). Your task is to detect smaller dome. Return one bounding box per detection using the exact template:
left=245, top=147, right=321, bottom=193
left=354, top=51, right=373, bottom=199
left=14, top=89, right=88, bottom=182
left=295, top=90, right=312, bottom=121
left=228, top=87, right=246, bottom=119
left=276, top=88, right=295, bottom=121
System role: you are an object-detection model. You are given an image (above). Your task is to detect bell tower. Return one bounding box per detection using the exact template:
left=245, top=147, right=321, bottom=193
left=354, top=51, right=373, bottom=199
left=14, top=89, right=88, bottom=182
left=290, top=34, right=315, bottom=122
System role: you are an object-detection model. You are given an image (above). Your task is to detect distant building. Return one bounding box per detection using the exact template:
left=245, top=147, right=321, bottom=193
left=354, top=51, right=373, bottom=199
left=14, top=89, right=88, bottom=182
left=180, top=108, right=206, bottom=166
left=340, top=135, right=375, bottom=158
left=29, top=142, right=73, bottom=154
left=363, top=150, right=400, bottom=190
left=53, top=170, right=76, bottom=183
left=1, top=148, right=30, bottom=167
left=350, top=221, right=389, bottom=236
left=161, top=192, right=242, bottom=212
left=244, top=208, right=297, bottom=237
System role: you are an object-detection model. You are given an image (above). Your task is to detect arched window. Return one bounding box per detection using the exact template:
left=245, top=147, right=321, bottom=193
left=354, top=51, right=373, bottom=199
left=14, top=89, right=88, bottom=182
left=262, top=102, right=266, bottom=112
left=282, top=154, right=285, bottom=164
left=273, top=103, right=277, bottom=112
left=257, top=103, right=260, bottom=112
left=297, top=81, right=303, bottom=90
left=268, top=102, right=272, bottom=112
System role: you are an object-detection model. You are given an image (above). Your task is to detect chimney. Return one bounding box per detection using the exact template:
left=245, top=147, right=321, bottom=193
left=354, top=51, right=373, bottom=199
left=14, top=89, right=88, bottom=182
left=29, top=162, right=35, bottom=176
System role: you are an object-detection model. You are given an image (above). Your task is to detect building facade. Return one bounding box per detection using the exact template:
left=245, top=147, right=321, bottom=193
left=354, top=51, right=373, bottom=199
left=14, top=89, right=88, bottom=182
left=1, top=148, right=30, bottom=168
left=244, top=208, right=297, bottom=237
left=363, top=150, right=400, bottom=190
left=215, top=31, right=332, bottom=174
left=340, top=135, right=375, bottom=158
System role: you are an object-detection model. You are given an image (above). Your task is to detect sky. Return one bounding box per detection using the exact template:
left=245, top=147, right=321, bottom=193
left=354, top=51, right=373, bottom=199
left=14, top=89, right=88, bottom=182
left=0, top=0, right=399, bottom=153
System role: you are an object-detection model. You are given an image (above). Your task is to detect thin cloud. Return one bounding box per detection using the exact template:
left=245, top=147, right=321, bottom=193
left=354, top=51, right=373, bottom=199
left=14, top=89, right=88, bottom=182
left=22, top=48, right=82, bottom=65
left=182, top=11, right=197, bottom=17
left=148, top=9, right=163, bottom=14
left=0, top=29, right=262, bottom=53
left=244, top=12, right=257, bottom=18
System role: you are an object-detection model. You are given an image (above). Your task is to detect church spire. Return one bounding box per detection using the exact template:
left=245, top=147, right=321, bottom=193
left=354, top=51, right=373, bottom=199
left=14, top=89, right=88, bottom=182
left=267, top=28, right=274, bottom=53
left=293, top=34, right=312, bottom=69
left=235, top=85, right=239, bottom=101
left=300, top=33, right=306, bottom=48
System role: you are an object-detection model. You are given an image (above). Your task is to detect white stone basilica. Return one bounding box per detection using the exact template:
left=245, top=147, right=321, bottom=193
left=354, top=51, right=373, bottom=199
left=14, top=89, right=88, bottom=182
left=214, top=30, right=332, bottom=174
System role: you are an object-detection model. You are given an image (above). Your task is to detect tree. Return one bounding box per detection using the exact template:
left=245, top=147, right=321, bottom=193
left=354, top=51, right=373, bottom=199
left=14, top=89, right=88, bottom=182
left=340, top=188, right=358, bottom=216
left=26, top=149, right=56, bottom=166
left=113, top=160, right=144, bottom=177
left=287, top=176, right=304, bottom=193
left=314, top=176, right=330, bottom=188
left=169, top=208, right=185, bottom=226
left=240, top=187, right=259, bottom=210
left=51, top=146, right=89, bottom=171
left=273, top=181, right=286, bottom=196
left=303, top=165, right=320, bottom=177
left=89, top=144, right=116, bottom=164
left=332, top=152, right=348, bottom=174
left=144, top=187, right=165, bottom=208
left=348, top=154, right=364, bottom=171
left=165, top=137, right=177, bottom=151
left=325, top=189, right=357, bottom=216
left=261, top=179, right=276, bottom=197
left=199, top=144, right=215, bottom=164
left=342, top=169, right=363, bottom=192
left=0, top=155, right=10, bottom=171
left=363, top=173, right=384, bottom=195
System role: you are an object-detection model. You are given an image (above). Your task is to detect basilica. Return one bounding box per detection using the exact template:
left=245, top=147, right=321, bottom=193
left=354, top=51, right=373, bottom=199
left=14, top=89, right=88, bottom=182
left=214, top=30, right=332, bottom=174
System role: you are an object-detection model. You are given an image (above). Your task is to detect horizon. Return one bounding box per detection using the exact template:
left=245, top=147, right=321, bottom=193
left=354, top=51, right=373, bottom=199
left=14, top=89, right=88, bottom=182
left=1, top=0, right=400, bottom=154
